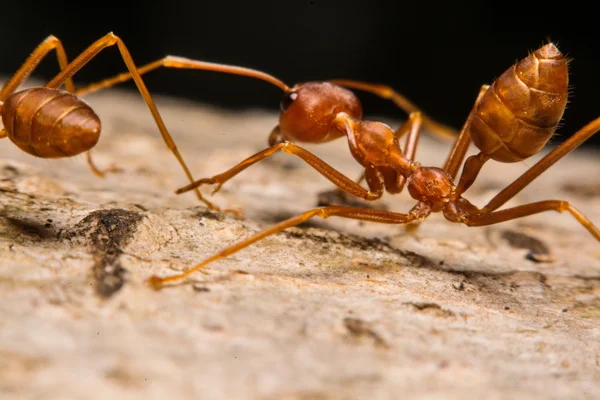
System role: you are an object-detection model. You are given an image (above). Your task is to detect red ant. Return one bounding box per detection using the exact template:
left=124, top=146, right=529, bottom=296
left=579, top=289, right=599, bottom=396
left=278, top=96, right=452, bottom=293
left=0, top=33, right=242, bottom=215
left=143, top=42, right=600, bottom=289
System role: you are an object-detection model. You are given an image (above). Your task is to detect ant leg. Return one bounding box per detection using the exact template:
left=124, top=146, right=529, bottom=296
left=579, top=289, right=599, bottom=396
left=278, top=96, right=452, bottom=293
left=453, top=152, right=490, bottom=197
left=480, top=116, right=600, bottom=213
left=73, top=56, right=289, bottom=96
left=396, top=111, right=423, bottom=161
left=268, top=126, right=286, bottom=146
left=328, top=79, right=457, bottom=141
left=382, top=111, right=423, bottom=194
left=461, top=200, right=600, bottom=241
left=43, top=32, right=241, bottom=216
left=86, top=151, right=123, bottom=178
left=0, top=35, right=75, bottom=101
left=146, top=203, right=427, bottom=289
left=395, top=111, right=424, bottom=232
left=176, top=142, right=384, bottom=201
left=443, top=85, right=489, bottom=180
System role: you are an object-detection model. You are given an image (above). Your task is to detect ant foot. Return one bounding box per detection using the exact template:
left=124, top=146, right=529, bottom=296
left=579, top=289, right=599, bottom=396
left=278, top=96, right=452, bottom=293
left=175, top=178, right=219, bottom=194
left=88, top=162, right=124, bottom=178
left=218, top=206, right=245, bottom=220
left=145, top=275, right=165, bottom=290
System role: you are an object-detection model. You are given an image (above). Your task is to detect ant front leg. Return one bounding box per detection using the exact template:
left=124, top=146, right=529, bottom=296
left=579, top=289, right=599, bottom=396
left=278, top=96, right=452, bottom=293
left=146, top=203, right=428, bottom=289
left=176, top=142, right=384, bottom=201
left=42, top=32, right=241, bottom=217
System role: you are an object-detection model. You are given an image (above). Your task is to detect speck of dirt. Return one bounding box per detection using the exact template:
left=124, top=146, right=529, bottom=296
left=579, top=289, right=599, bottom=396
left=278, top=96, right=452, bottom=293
left=193, top=209, right=226, bottom=222
left=343, top=317, right=388, bottom=348
left=2, top=165, right=20, bottom=179
left=3, top=216, right=58, bottom=241
left=65, top=209, right=143, bottom=298
left=501, top=230, right=553, bottom=263
left=562, top=183, right=600, bottom=198
left=192, top=284, right=210, bottom=292
left=405, top=302, right=456, bottom=317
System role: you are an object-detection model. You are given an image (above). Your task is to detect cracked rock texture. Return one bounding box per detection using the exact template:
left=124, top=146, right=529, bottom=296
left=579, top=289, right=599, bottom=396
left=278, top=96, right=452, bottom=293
left=0, top=82, right=599, bottom=400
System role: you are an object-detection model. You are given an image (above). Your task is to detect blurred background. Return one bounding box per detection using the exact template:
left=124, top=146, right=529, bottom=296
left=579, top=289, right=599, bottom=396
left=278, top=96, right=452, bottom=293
left=1, top=1, right=599, bottom=147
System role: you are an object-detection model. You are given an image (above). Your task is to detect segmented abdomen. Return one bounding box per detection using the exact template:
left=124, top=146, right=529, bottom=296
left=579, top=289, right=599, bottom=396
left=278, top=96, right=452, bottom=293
left=1, top=87, right=100, bottom=158
left=468, top=43, right=568, bottom=162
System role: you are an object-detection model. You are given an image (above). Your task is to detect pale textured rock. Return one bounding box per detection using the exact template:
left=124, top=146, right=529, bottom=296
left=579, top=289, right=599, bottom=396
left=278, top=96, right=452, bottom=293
left=0, top=82, right=599, bottom=400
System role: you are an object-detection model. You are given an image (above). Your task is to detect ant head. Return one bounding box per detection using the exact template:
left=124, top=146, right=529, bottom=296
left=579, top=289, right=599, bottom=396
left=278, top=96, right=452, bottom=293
left=277, top=82, right=363, bottom=143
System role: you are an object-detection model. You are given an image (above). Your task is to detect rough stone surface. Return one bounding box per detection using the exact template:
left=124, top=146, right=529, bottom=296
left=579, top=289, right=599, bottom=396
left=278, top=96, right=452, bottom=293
left=0, top=81, right=599, bottom=400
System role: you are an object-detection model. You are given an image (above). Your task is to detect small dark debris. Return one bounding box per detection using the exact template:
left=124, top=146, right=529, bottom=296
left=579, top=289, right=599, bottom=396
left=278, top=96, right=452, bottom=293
left=2, top=165, right=19, bottom=178
left=193, top=209, right=226, bottom=222
left=279, top=160, right=300, bottom=171
left=525, top=252, right=554, bottom=263
left=501, top=230, right=553, bottom=263
left=133, top=204, right=148, bottom=212
left=562, top=183, right=600, bottom=198
left=92, top=258, right=127, bottom=298
left=3, top=217, right=58, bottom=241
left=343, top=317, right=388, bottom=348
left=46, top=219, right=53, bottom=223
left=562, top=308, right=568, bottom=313
left=284, top=228, right=395, bottom=254
left=233, top=269, right=250, bottom=275
left=504, top=306, right=510, bottom=310
left=452, top=281, right=465, bottom=291
left=405, top=302, right=456, bottom=317
left=439, top=260, right=445, bottom=266
left=192, top=284, right=210, bottom=292
left=65, top=209, right=143, bottom=298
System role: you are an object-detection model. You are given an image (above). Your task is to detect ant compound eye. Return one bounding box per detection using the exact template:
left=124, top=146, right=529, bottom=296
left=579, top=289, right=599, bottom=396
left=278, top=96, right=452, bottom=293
left=280, top=92, right=298, bottom=112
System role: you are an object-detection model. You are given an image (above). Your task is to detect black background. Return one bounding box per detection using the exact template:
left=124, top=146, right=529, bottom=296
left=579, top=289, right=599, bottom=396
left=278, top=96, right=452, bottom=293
left=1, top=1, right=599, bottom=147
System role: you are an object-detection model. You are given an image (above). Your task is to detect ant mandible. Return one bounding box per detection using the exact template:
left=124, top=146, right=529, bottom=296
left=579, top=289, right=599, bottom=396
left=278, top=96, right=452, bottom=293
left=144, top=42, right=600, bottom=289
left=0, top=33, right=242, bottom=215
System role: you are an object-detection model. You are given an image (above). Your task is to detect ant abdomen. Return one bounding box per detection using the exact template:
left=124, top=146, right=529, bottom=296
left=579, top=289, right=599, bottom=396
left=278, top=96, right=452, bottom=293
left=468, top=43, right=569, bottom=162
left=2, top=87, right=100, bottom=158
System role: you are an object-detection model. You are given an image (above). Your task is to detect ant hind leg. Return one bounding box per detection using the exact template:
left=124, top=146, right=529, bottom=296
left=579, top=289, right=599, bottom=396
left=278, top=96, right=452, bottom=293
left=461, top=200, right=600, bottom=241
